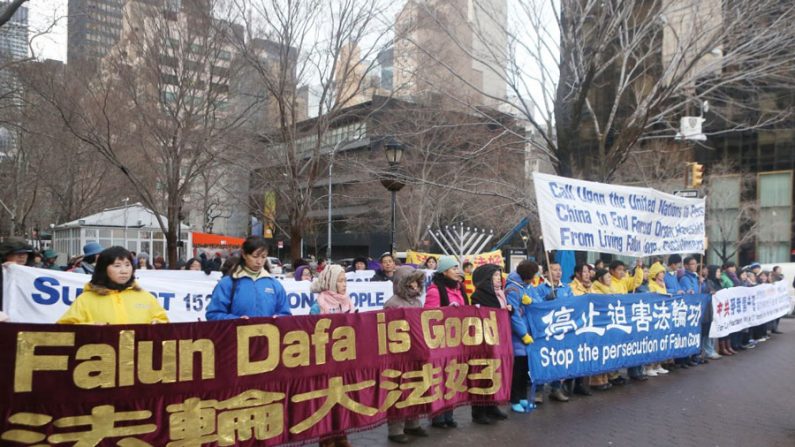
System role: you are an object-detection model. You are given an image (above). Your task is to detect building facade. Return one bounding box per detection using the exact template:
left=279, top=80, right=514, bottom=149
left=393, top=0, right=507, bottom=109
left=0, top=1, right=28, bottom=156
left=67, top=0, right=124, bottom=63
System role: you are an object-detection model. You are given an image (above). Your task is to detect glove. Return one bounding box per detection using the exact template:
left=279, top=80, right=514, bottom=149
left=521, top=294, right=532, bottom=305
left=522, top=334, right=534, bottom=345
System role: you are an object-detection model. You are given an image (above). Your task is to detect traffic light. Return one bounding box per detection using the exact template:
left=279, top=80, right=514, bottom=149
left=690, top=162, right=704, bottom=187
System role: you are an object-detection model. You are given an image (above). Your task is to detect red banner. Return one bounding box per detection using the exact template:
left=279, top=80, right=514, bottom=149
left=0, top=307, right=512, bottom=446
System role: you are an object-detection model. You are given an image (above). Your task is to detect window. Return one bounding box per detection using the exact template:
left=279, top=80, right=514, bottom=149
left=757, top=171, right=793, bottom=263
left=708, top=175, right=741, bottom=264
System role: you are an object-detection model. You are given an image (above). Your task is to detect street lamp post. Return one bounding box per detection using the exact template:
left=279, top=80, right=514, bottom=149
left=122, top=197, right=130, bottom=249
left=326, top=139, right=351, bottom=260
left=378, top=136, right=406, bottom=255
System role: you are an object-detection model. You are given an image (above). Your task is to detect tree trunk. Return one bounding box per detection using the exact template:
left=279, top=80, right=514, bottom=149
left=166, top=195, right=180, bottom=269
left=289, top=224, right=302, bottom=261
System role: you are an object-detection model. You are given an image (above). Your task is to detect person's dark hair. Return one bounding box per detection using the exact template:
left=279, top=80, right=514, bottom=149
left=683, top=256, right=695, bottom=266
left=573, top=263, right=589, bottom=276
left=609, top=260, right=625, bottom=271
left=352, top=256, right=368, bottom=270
left=515, top=260, right=539, bottom=282
left=773, top=265, right=781, bottom=273
left=707, top=265, right=721, bottom=282
left=83, top=254, right=98, bottom=265
left=379, top=252, right=394, bottom=263
left=222, top=256, right=240, bottom=276
left=293, top=258, right=309, bottom=269
left=422, top=256, right=438, bottom=268
left=91, top=246, right=135, bottom=290
left=667, top=254, right=682, bottom=266
left=722, top=261, right=736, bottom=270
left=594, top=259, right=605, bottom=268
left=594, top=268, right=610, bottom=282
left=462, top=261, right=473, bottom=270
left=183, top=258, right=202, bottom=270
left=238, top=236, right=270, bottom=272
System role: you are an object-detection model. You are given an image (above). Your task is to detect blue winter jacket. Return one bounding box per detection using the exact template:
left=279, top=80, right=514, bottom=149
left=678, top=271, right=705, bottom=295
left=535, top=281, right=574, bottom=301
left=505, top=272, right=538, bottom=356
left=664, top=270, right=684, bottom=295
left=206, top=273, right=291, bottom=320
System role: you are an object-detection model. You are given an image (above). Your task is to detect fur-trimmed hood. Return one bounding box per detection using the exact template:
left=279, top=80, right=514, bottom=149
left=84, top=282, right=142, bottom=296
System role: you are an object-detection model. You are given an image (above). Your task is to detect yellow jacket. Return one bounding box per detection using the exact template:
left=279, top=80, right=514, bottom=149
left=569, top=278, right=592, bottom=296
left=590, top=281, right=611, bottom=295
left=58, top=283, right=169, bottom=325
left=649, top=280, right=667, bottom=294
left=608, top=267, right=644, bottom=294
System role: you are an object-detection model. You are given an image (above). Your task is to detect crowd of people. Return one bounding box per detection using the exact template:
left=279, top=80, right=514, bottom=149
left=0, top=235, right=790, bottom=446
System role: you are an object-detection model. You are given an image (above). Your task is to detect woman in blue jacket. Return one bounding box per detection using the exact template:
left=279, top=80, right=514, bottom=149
left=206, top=236, right=291, bottom=320
left=505, top=260, right=540, bottom=414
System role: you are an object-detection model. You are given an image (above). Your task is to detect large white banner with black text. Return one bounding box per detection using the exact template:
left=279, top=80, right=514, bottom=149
left=533, top=172, right=706, bottom=256
left=708, top=281, right=793, bottom=338
left=1, top=265, right=393, bottom=323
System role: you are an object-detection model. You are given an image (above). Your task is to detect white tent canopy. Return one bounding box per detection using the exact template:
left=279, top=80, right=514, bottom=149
left=52, top=203, right=192, bottom=262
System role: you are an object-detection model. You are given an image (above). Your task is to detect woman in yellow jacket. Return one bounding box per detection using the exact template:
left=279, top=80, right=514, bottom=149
left=648, top=262, right=668, bottom=294
left=645, top=262, right=670, bottom=376
left=588, top=269, right=612, bottom=389
left=58, top=246, right=168, bottom=325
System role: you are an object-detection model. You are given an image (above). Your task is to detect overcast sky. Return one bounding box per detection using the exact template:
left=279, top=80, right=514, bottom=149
left=27, top=0, right=67, bottom=61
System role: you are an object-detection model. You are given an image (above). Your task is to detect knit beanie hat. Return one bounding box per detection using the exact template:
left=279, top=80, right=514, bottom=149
left=436, top=255, right=459, bottom=273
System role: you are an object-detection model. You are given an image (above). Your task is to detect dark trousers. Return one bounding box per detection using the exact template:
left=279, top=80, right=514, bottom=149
left=511, top=355, right=529, bottom=404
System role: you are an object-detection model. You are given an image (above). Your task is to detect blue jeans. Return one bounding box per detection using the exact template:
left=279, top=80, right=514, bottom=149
left=701, top=335, right=718, bottom=356
left=628, top=366, right=644, bottom=378
left=432, top=410, right=454, bottom=424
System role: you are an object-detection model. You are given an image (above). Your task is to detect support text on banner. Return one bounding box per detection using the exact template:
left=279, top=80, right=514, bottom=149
left=525, top=292, right=708, bottom=384
left=532, top=172, right=706, bottom=256
left=1, top=265, right=393, bottom=323
left=708, top=282, right=793, bottom=338
left=0, top=307, right=512, bottom=446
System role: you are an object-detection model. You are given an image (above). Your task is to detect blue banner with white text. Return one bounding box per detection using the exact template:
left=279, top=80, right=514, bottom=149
left=526, top=293, right=709, bottom=383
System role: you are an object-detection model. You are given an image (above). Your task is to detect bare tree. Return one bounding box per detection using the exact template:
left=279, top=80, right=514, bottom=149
left=399, top=0, right=795, bottom=181
left=228, top=0, right=393, bottom=259
left=25, top=1, right=254, bottom=265
left=0, top=0, right=27, bottom=29
left=704, top=159, right=758, bottom=265
left=334, top=100, right=528, bottom=250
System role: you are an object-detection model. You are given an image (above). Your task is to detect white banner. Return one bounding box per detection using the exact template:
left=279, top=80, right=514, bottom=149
left=533, top=172, right=706, bottom=256
left=708, top=282, right=794, bottom=338
left=1, top=265, right=394, bottom=323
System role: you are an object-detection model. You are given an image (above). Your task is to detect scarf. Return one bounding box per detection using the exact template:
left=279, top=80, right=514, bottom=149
left=311, top=265, right=353, bottom=313
left=470, top=264, right=506, bottom=309
left=726, top=270, right=741, bottom=286
left=494, top=286, right=507, bottom=309
left=432, top=272, right=463, bottom=307
left=316, top=290, right=353, bottom=314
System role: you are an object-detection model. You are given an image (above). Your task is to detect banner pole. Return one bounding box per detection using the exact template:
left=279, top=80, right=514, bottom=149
left=544, top=249, right=556, bottom=299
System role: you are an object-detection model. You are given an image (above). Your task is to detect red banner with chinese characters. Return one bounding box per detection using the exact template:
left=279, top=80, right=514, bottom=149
left=0, top=307, right=512, bottom=446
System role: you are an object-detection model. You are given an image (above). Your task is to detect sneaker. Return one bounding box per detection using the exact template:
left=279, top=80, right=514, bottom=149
left=645, top=368, right=658, bottom=377
left=707, top=353, right=722, bottom=360
left=758, top=336, right=769, bottom=342
left=511, top=403, right=527, bottom=413
left=549, top=389, right=570, bottom=402
left=741, top=343, right=756, bottom=349
left=533, top=394, right=544, bottom=405
left=654, top=367, right=669, bottom=375
left=519, top=399, right=530, bottom=409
